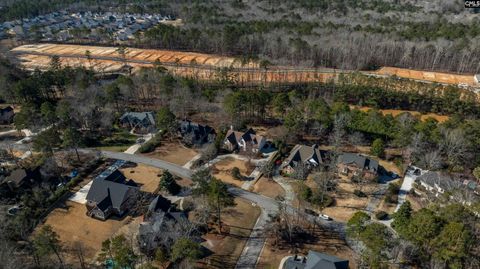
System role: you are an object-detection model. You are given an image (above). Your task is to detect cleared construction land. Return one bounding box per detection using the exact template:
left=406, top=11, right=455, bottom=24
left=10, top=43, right=480, bottom=87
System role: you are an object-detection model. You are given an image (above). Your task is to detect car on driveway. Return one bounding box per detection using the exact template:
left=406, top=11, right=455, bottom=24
left=319, top=214, right=332, bottom=221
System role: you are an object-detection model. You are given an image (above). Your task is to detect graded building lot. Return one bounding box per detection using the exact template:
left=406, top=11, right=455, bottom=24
left=211, top=157, right=255, bottom=188
left=42, top=201, right=131, bottom=263
left=199, top=197, right=261, bottom=269
left=252, top=176, right=285, bottom=199
left=141, top=141, right=198, bottom=166
left=120, top=163, right=193, bottom=192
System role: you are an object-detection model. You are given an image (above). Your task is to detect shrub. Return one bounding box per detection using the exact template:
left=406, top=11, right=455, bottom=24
left=354, top=189, right=367, bottom=197
left=138, top=133, right=163, bottom=153
left=375, top=211, right=389, bottom=220
left=231, top=167, right=242, bottom=180
left=299, top=184, right=313, bottom=201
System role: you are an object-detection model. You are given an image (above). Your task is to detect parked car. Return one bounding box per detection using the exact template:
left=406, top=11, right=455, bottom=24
left=319, top=214, right=332, bottom=221
left=7, top=205, right=24, bottom=216
left=136, top=138, right=146, bottom=144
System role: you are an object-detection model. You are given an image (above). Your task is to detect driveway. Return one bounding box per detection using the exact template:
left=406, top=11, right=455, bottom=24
left=395, top=166, right=426, bottom=212
left=68, top=180, right=92, bottom=204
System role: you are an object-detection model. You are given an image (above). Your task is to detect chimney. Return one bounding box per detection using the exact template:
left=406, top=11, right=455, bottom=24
left=230, top=125, right=234, bottom=131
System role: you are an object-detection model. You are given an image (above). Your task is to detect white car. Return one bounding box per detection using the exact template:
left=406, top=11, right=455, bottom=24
left=319, top=214, right=331, bottom=221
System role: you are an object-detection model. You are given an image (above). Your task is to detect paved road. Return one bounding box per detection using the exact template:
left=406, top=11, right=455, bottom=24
left=87, top=149, right=345, bottom=269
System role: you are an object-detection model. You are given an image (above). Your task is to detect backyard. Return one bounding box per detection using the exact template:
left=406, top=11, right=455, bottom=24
left=198, top=198, right=261, bottom=269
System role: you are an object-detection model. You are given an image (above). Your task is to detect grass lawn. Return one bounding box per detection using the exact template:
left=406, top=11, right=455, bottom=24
left=198, top=198, right=261, bottom=269
left=95, top=145, right=130, bottom=152
left=93, top=129, right=137, bottom=152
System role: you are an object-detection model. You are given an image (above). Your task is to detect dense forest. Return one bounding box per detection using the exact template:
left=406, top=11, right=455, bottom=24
left=3, top=0, right=480, bottom=73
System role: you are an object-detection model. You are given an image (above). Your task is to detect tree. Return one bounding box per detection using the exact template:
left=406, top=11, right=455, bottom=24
left=404, top=209, right=443, bottom=249
left=272, top=93, right=291, bottom=116
left=50, top=55, right=61, bottom=71
left=432, top=222, right=472, bottom=268
left=170, top=237, right=202, bottom=263
left=159, top=170, right=181, bottom=195
left=392, top=201, right=412, bottom=236
left=156, top=107, right=177, bottom=137
left=284, top=108, right=303, bottom=135
left=370, top=138, right=385, bottom=158
left=205, top=177, right=235, bottom=230
left=346, top=211, right=370, bottom=237
left=260, top=161, right=275, bottom=179
left=154, top=248, right=169, bottom=269
left=98, top=235, right=137, bottom=269
left=33, top=128, right=60, bottom=156
left=231, top=167, right=241, bottom=180
left=473, top=167, right=480, bottom=180
left=62, top=127, right=82, bottom=162
left=33, top=225, right=64, bottom=268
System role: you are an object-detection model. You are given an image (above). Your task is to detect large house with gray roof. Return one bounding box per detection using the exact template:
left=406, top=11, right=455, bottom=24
left=224, top=127, right=266, bottom=153
left=337, top=153, right=379, bottom=180
left=119, top=111, right=155, bottom=133
left=283, top=251, right=349, bottom=269
left=282, top=144, right=326, bottom=175
left=86, top=161, right=138, bottom=220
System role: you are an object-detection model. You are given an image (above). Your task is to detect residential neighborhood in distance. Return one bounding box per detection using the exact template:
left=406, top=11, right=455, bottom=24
left=0, top=1, right=480, bottom=269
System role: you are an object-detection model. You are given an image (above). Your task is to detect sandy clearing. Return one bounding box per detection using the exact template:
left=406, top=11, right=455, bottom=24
left=142, top=141, right=198, bottom=166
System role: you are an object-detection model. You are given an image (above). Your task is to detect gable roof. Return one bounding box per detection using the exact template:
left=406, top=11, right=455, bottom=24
left=225, top=128, right=265, bottom=149
left=284, top=145, right=325, bottom=168
left=0, top=106, right=13, bottom=114
left=179, top=120, right=215, bottom=138
left=120, top=112, right=155, bottom=126
left=284, top=251, right=349, bottom=269
left=86, top=177, right=136, bottom=209
left=338, top=153, right=378, bottom=172
left=4, top=169, right=27, bottom=186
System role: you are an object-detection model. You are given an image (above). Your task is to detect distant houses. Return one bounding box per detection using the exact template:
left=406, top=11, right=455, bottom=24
left=85, top=161, right=139, bottom=220
left=283, top=250, right=349, bottom=269
left=179, top=120, right=216, bottom=146
left=119, top=111, right=155, bottom=133
left=0, top=106, right=14, bottom=124
left=337, top=153, right=379, bottom=180
left=281, top=144, right=326, bottom=175
left=224, top=128, right=266, bottom=153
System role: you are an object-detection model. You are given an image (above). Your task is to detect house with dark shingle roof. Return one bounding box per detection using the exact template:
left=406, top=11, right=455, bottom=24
left=85, top=162, right=138, bottom=220
left=119, top=111, right=155, bottom=133
left=179, top=120, right=216, bottom=146
left=337, top=153, right=379, bottom=180
left=283, top=251, right=349, bottom=269
left=224, top=127, right=266, bottom=153
left=282, top=144, right=326, bottom=175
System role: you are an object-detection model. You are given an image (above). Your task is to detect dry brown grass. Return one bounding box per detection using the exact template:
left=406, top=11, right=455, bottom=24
left=212, top=157, right=254, bottom=187
left=42, top=201, right=132, bottom=263
left=375, top=66, right=475, bottom=86
left=258, top=227, right=358, bottom=269
left=142, top=141, right=198, bottom=166
left=199, top=198, right=261, bottom=269
left=120, top=164, right=162, bottom=193
left=252, top=176, right=285, bottom=199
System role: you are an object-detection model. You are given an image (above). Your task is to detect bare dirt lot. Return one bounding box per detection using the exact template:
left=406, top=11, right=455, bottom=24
left=199, top=197, right=261, bottom=269
left=142, top=141, right=198, bottom=166
left=352, top=105, right=450, bottom=123
left=252, top=176, right=285, bottom=199
left=211, top=157, right=255, bottom=187
left=42, top=201, right=132, bottom=263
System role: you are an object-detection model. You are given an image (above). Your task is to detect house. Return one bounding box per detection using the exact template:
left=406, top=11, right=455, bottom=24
left=1, top=169, right=32, bottom=191
left=416, top=171, right=459, bottom=196
left=0, top=106, right=14, bottom=124
left=179, top=120, right=216, bottom=146
left=337, top=153, right=379, bottom=180
left=85, top=163, right=138, bottom=220
left=119, top=112, right=155, bottom=133
left=282, top=144, right=326, bottom=175
left=283, top=251, right=349, bottom=269
left=224, top=127, right=266, bottom=153
left=138, top=195, right=188, bottom=254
